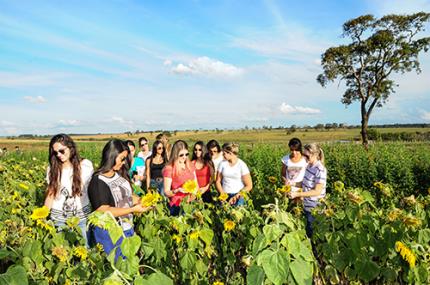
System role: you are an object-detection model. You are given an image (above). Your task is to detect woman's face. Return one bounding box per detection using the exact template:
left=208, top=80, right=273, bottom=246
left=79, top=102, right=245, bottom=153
left=302, top=149, right=316, bottom=164
left=178, top=149, right=189, bottom=163
left=222, top=150, right=235, bottom=160
left=156, top=144, right=164, bottom=154
left=209, top=147, right=219, bottom=158
left=290, top=147, right=301, bottom=159
left=140, top=140, right=149, bottom=152
left=193, top=145, right=203, bottom=158
left=128, top=145, right=136, bottom=157
left=113, top=150, right=129, bottom=171
left=52, top=142, right=71, bottom=163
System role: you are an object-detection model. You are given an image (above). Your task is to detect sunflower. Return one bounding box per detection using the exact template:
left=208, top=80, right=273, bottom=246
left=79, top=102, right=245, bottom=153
left=347, top=192, right=363, bottom=205
left=182, top=180, right=199, bottom=195
left=219, top=192, right=229, bottom=202
left=333, top=181, right=344, bottom=192
left=141, top=192, right=161, bottom=207
left=395, top=241, right=416, bottom=268
left=189, top=231, right=200, bottom=240
left=278, top=185, right=291, bottom=194
left=172, top=234, right=182, bottom=244
left=402, top=215, right=421, bottom=228
left=52, top=246, right=68, bottom=263
left=30, top=206, right=50, bottom=220
left=268, top=176, right=277, bottom=184
left=224, top=220, right=236, bottom=232
left=73, top=246, right=88, bottom=260
left=387, top=208, right=402, bottom=222
left=213, top=282, right=224, bottom=285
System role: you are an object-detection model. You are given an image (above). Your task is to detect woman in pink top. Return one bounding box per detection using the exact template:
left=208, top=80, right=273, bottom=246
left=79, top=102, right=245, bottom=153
left=163, top=140, right=198, bottom=216
left=191, top=141, right=214, bottom=203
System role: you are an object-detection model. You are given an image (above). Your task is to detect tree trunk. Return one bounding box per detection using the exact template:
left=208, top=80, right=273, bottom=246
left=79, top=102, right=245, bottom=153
left=361, top=105, right=369, bottom=150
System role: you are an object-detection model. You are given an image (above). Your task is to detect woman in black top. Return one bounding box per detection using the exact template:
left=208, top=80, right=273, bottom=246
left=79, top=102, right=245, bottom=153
left=88, top=139, right=151, bottom=260
left=145, top=140, right=168, bottom=196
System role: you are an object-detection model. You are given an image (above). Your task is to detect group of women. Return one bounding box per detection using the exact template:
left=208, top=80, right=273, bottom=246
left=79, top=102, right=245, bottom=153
left=43, top=133, right=326, bottom=258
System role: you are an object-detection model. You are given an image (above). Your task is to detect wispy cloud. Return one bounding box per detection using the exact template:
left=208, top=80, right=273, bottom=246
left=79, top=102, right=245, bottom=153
left=170, top=56, right=244, bottom=77
left=420, top=110, right=430, bottom=121
left=279, top=103, right=321, bottom=115
left=58, top=119, right=81, bottom=127
left=24, top=96, right=47, bottom=104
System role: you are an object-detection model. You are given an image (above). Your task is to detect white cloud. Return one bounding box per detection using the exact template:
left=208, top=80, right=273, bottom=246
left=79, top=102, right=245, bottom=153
left=279, top=103, right=321, bottom=115
left=58, top=119, right=81, bottom=127
left=171, top=56, right=244, bottom=77
left=24, top=96, right=46, bottom=104
left=109, top=116, right=135, bottom=127
left=420, top=110, right=430, bottom=121
left=163, top=59, right=172, bottom=66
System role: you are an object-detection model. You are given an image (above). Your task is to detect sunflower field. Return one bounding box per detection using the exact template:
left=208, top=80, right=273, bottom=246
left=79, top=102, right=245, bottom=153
left=0, top=142, right=429, bottom=285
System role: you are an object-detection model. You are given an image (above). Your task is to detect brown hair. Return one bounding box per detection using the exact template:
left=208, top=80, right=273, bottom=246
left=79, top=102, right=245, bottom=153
left=304, top=143, right=325, bottom=165
left=47, top=134, right=82, bottom=197
left=222, top=142, right=240, bottom=156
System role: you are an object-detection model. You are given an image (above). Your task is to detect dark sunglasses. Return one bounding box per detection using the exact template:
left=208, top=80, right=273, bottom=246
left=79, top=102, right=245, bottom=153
left=302, top=153, right=310, bottom=160
left=140, top=143, right=148, bottom=146
left=210, top=150, right=218, bottom=154
left=53, top=149, right=66, bottom=156
left=157, top=147, right=164, bottom=150
left=179, top=153, right=189, bottom=158
left=194, top=148, right=202, bottom=152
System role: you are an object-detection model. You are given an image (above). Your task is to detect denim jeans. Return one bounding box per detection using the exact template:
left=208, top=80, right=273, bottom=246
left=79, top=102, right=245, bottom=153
left=91, top=226, right=135, bottom=261
left=150, top=178, right=165, bottom=196
left=304, top=210, right=315, bottom=238
left=228, top=193, right=245, bottom=206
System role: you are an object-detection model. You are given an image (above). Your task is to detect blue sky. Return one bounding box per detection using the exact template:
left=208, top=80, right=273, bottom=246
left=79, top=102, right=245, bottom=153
left=0, top=0, right=429, bottom=135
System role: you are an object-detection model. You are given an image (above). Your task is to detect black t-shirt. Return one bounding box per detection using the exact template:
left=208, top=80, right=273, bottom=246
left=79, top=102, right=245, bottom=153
left=88, top=173, right=134, bottom=230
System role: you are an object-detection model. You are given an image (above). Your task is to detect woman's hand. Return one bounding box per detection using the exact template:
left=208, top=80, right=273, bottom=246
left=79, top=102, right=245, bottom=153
left=229, top=193, right=241, bottom=205
left=132, top=204, right=152, bottom=213
left=288, top=191, right=300, bottom=199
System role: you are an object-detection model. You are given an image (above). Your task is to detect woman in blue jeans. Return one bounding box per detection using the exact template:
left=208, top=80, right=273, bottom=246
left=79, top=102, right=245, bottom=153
left=145, top=140, right=167, bottom=196
left=215, top=142, right=252, bottom=206
left=88, top=139, right=151, bottom=260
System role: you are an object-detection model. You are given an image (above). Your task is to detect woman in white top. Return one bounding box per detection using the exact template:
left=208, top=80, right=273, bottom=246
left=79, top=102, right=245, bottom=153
left=216, top=142, right=252, bottom=206
left=44, top=134, right=94, bottom=245
left=207, top=140, right=224, bottom=175
left=281, top=138, right=307, bottom=197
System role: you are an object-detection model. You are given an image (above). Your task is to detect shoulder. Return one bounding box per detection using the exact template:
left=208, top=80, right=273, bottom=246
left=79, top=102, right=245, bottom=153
left=81, top=159, right=94, bottom=169
left=281, top=155, right=289, bottom=164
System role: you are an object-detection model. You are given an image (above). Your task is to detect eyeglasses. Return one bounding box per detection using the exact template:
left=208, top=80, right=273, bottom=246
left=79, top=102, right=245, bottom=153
left=302, top=153, right=310, bottom=160
left=194, top=148, right=202, bottom=152
left=53, top=149, right=66, bottom=156
left=140, top=143, right=148, bottom=147
left=179, top=153, right=189, bottom=158
left=210, top=150, right=218, bottom=154
left=157, top=147, right=164, bottom=150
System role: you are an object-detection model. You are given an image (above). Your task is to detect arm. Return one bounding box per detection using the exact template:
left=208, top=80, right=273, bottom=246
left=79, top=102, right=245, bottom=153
left=163, top=177, right=175, bottom=198
left=146, top=158, right=151, bottom=189
left=289, top=183, right=324, bottom=199
left=281, top=164, right=287, bottom=184
left=132, top=194, right=140, bottom=205
left=215, top=171, right=225, bottom=194
left=230, top=174, right=252, bottom=204
left=44, top=194, right=54, bottom=209
left=95, top=204, right=149, bottom=217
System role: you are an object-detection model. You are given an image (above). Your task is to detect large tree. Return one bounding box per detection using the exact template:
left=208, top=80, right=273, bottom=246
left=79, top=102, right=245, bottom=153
left=317, top=13, right=430, bottom=146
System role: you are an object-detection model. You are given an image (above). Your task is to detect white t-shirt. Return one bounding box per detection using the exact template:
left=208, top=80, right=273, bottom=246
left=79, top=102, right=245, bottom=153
left=218, top=159, right=250, bottom=194
left=281, top=155, right=307, bottom=184
left=212, top=152, right=225, bottom=174
left=46, top=159, right=94, bottom=223
left=138, top=151, right=152, bottom=162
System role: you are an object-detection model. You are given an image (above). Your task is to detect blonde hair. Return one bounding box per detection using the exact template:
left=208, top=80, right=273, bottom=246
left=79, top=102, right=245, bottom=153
left=222, top=142, right=240, bottom=156
left=304, top=143, right=325, bottom=165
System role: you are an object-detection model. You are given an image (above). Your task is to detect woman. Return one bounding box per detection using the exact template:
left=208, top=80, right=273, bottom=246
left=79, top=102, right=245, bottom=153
left=125, top=140, right=145, bottom=189
left=288, top=143, right=327, bottom=238
left=207, top=139, right=224, bottom=175
left=137, top=137, right=152, bottom=161
left=156, top=133, right=172, bottom=158
left=281, top=138, right=307, bottom=199
left=163, top=140, right=198, bottom=216
left=191, top=141, right=214, bottom=203
left=216, top=143, right=252, bottom=206
left=44, top=134, right=94, bottom=245
left=145, top=140, right=167, bottom=195
left=88, top=139, right=150, bottom=259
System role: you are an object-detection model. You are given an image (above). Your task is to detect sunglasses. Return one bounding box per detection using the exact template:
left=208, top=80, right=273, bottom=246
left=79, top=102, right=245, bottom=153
left=194, top=148, right=202, bottom=152
left=53, top=149, right=66, bottom=156
left=140, top=143, right=148, bottom=147
left=302, top=153, right=310, bottom=160
left=179, top=153, right=189, bottom=158
left=157, top=147, right=164, bottom=150
left=210, top=150, right=218, bottom=154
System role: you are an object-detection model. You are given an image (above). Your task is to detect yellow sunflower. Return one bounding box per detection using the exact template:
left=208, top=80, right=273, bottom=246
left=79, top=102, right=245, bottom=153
left=182, top=180, right=199, bottom=195
left=30, top=206, right=50, bottom=220
left=141, top=192, right=161, bottom=207
left=52, top=246, right=68, bottom=263
left=224, top=220, right=236, bottom=232
left=219, top=192, right=229, bottom=202
left=189, top=231, right=200, bottom=240
left=395, top=241, right=416, bottom=268
left=268, top=176, right=277, bottom=184
left=73, top=246, right=88, bottom=260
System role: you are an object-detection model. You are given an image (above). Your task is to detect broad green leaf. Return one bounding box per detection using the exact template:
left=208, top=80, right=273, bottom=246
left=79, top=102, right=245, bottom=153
left=259, top=249, right=289, bottom=285
left=252, top=234, right=267, bottom=256
left=120, top=235, right=141, bottom=258
left=137, top=272, right=174, bottom=285
left=180, top=251, right=196, bottom=271
left=0, top=265, right=28, bottom=285
left=108, top=225, right=124, bottom=245
left=199, top=228, right=214, bottom=247
left=381, top=267, right=397, bottom=282
left=117, top=255, right=139, bottom=277
left=263, top=224, right=283, bottom=243
left=277, top=212, right=296, bottom=230
left=195, top=259, right=207, bottom=276
left=247, top=265, right=265, bottom=285
left=356, top=260, right=380, bottom=283
left=283, top=232, right=301, bottom=257
left=290, top=258, right=313, bottom=285
left=418, top=229, right=430, bottom=244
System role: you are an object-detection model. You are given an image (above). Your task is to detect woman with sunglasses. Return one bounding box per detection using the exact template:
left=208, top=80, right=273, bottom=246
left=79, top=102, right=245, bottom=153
left=156, top=133, right=172, bottom=159
left=191, top=141, right=214, bottom=203
left=288, top=143, right=327, bottom=238
left=163, top=140, right=198, bottom=216
left=145, top=140, right=167, bottom=196
left=216, top=143, right=252, bottom=206
left=137, top=137, right=152, bottom=161
left=125, top=140, right=145, bottom=189
left=281, top=138, right=307, bottom=201
left=207, top=139, right=224, bottom=175
left=88, top=139, right=151, bottom=259
left=44, top=134, right=94, bottom=246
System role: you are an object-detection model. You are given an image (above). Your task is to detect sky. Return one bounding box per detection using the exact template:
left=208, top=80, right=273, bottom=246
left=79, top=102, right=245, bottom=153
left=0, top=0, right=429, bottom=135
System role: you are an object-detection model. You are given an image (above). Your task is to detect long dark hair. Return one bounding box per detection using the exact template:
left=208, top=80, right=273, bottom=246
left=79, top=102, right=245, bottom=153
left=47, top=134, right=82, bottom=197
left=94, top=139, right=131, bottom=182
left=192, top=141, right=214, bottom=176
left=148, top=140, right=167, bottom=166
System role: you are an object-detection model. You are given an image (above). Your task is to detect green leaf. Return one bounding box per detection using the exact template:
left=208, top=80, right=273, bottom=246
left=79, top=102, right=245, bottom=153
left=199, top=228, right=214, bottom=247
left=252, top=234, right=267, bottom=256
left=0, top=265, right=28, bottom=285
left=418, top=229, right=430, bottom=244
left=356, top=260, right=380, bottom=283
left=108, top=224, right=124, bottom=245
left=263, top=224, right=283, bottom=243
left=381, top=267, right=397, bottom=282
left=117, top=255, right=139, bottom=277
left=137, top=272, right=174, bottom=285
left=180, top=251, right=196, bottom=271
left=120, top=235, right=141, bottom=258
left=0, top=249, right=11, bottom=259
left=283, top=232, right=301, bottom=257
left=247, top=265, right=265, bottom=285
left=290, top=258, right=313, bottom=285
left=277, top=212, right=296, bottom=230
left=259, top=249, right=289, bottom=285
left=195, top=259, right=207, bottom=276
